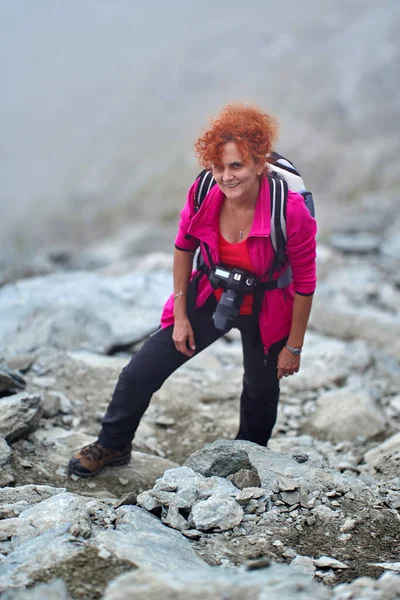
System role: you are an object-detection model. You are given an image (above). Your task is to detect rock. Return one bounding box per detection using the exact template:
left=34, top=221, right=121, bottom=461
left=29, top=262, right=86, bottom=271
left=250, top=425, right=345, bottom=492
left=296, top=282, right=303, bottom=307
left=280, top=333, right=372, bottom=393
left=291, top=555, right=316, bottom=576
left=17, top=492, right=91, bottom=541
left=103, top=563, right=331, bottom=600
left=0, top=393, right=42, bottom=442
left=191, top=496, right=244, bottom=532
left=0, top=437, right=12, bottom=467
left=364, top=432, right=400, bottom=479
left=0, top=525, right=83, bottom=591
left=227, top=469, right=261, bottom=489
left=313, top=556, right=349, bottom=569
left=0, top=271, right=171, bottom=355
left=0, top=485, right=66, bottom=506
left=162, top=504, right=191, bottom=532
left=95, top=505, right=205, bottom=571
left=0, top=366, right=26, bottom=395
left=4, top=354, right=35, bottom=375
left=340, top=518, right=357, bottom=533
left=28, top=430, right=178, bottom=499
left=0, top=578, right=72, bottom=599
left=183, top=441, right=259, bottom=478
left=329, top=232, right=381, bottom=254
left=367, top=562, right=400, bottom=572
left=303, top=386, right=386, bottom=442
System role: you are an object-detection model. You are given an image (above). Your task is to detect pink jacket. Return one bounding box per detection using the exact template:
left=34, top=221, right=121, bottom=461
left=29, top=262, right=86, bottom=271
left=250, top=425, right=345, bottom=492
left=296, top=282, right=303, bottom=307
left=161, top=174, right=317, bottom=353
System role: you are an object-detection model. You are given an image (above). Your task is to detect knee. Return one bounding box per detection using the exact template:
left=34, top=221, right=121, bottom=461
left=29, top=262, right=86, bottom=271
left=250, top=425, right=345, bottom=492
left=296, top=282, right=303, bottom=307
left=243, top=376, right=279, bottom=400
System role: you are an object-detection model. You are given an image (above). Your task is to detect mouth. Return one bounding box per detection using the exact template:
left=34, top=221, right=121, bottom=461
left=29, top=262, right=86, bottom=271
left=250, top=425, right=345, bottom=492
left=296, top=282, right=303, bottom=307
left=224, top=182, right=240, bottom=188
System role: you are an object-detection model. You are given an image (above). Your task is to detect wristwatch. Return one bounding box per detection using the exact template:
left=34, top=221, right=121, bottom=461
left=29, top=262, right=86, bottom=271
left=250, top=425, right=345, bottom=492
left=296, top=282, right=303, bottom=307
left=285, top=343, right=302, bottom=356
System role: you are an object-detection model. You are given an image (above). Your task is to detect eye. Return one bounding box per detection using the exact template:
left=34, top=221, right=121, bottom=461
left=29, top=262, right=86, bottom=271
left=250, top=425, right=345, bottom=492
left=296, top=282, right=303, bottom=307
left=231, top=162, right=243, bottom=169
left=213, top=164, right=223, bottom=172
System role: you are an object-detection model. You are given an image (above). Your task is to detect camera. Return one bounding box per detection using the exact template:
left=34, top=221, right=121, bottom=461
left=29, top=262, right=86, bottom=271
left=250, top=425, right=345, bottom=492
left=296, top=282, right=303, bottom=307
left=209, top=266, right=257, bottom=331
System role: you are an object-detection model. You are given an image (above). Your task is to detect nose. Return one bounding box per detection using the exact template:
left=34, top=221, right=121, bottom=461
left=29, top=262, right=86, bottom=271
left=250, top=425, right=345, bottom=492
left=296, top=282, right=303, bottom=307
left=222, top=167, right=233, bottom=182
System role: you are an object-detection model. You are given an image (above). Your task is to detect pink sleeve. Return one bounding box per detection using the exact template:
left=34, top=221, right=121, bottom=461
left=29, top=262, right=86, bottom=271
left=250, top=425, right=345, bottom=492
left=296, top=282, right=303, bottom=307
left=174, top=180, right=199, bottom=252
left=285, top=190, right=317, bottom=294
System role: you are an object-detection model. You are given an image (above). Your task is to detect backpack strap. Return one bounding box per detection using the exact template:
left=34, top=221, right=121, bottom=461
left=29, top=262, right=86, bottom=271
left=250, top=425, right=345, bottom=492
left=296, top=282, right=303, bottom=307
left=268, top=174, right=288, bottom=273
left=194, top=170, right=217, bottom=212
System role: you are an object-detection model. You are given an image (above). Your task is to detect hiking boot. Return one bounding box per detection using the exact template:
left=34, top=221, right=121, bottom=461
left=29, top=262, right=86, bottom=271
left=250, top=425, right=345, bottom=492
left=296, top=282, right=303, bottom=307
left=68, top=440, right=132, bottom=477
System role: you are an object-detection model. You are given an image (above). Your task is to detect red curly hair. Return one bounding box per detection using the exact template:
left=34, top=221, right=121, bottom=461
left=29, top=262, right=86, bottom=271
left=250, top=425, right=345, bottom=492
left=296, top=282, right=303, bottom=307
left=194, top=103, right=279, bottom=169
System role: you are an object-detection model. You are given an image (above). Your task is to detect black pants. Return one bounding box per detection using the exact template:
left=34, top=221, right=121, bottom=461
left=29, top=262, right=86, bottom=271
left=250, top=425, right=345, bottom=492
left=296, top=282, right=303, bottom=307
left=98, top=294, right=286, bottom=449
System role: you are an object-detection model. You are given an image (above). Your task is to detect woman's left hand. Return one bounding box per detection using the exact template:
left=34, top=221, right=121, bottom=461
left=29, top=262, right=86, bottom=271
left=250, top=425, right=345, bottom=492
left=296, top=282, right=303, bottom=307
left=277, top=346, right=301, bottom=380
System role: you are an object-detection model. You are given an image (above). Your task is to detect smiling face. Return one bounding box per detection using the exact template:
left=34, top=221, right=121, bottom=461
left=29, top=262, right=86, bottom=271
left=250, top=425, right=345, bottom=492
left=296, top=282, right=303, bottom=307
left=212, top=141, right=265, bottom=204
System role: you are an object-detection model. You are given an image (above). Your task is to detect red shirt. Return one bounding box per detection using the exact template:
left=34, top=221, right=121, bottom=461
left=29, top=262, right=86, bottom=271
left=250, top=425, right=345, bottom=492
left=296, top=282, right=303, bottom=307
left=213, top=229, right=257, bottom=315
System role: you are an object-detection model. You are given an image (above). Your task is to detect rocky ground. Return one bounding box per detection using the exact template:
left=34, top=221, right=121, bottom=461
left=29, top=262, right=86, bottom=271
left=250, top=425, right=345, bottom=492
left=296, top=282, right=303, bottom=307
left=0, top=204, right=400, bottom=599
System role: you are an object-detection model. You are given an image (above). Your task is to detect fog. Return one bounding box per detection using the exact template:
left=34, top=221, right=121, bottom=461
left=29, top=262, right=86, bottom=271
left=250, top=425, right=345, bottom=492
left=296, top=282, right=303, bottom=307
left=1, top=0, right=399, bottom=256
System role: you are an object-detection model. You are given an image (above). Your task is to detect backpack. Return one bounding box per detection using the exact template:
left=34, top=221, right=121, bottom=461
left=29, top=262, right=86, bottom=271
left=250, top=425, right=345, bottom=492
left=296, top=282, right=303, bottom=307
left=193, top=151, right=315, bottom=277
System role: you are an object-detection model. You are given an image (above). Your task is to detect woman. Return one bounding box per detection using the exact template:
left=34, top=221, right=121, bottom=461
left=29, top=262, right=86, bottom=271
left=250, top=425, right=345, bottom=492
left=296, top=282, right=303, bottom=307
left=69, top=104, right=317, bottom=477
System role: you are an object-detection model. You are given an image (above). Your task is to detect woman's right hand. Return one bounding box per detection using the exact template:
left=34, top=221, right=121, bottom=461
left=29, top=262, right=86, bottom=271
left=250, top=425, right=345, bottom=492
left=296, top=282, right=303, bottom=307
left=172, top=318, right=196, bottom=357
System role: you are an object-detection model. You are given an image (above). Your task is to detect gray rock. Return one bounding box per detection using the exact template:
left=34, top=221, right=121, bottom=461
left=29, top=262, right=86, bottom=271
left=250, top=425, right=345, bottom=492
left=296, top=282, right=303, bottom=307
left=28, top=430, right=178, bottom=499
left=95, top=505, right=205, bottom=571
left=329, top=232, right=381, bottom=254
left=191, top=496, right=244, bottom=532
left=0, top=393, right=42, bottom=442
left=161, top=504, right=190, bottom=532
left=281, top=333, right=372, bottom=393
left=291, top=555, right=316, bottom=576
left=0, top=579, right=71, bottom=599
left=4, top=354, right=35, bottom=375
left=184, top=441, right=257, bottom=477
left=303, top=386, right=386, bottom=442
left=0, top=271, right=171, bottom=355
left=227, top=469, right=261, bottom=489
left=0, top=367, right=26, bottom=395
left=0, top=485, right=66, bottom=506
left=18, top=492, right=91, bottom=541
left=0, top=525, right=82, bottom=591
left=364, top=432, right=400, bottom=479
left=0, top=437, right=12, bottom=467
left=103, top=563, right=331, bottom=600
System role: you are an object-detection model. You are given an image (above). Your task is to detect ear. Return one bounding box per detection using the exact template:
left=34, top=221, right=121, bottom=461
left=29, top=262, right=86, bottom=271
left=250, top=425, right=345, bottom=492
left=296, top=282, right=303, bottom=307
left=256, top=161, right=266, bottom=176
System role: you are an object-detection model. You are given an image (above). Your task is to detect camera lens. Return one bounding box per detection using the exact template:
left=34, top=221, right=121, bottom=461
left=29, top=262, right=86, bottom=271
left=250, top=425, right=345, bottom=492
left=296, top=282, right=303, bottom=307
left=212, top=289, right=243, bottom=331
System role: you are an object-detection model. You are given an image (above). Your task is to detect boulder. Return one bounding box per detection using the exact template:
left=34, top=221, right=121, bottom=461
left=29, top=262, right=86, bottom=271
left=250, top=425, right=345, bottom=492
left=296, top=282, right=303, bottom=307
left=0, top=393, right=42, bottom=442
left=303, top=387, right=386, bottom=442
left=95, top=505, right=205, bottom=571
left=103, top=563, right=330, bottom=600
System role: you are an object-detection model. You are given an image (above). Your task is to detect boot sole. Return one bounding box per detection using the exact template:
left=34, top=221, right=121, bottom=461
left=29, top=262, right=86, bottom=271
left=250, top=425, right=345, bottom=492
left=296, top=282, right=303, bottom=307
left=69, top=453, right=131, bottom=478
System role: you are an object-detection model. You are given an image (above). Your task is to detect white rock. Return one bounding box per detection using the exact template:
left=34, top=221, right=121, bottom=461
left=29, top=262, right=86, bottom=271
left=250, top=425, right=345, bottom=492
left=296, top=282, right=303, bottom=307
left=313, top=556, right=349, bottom=569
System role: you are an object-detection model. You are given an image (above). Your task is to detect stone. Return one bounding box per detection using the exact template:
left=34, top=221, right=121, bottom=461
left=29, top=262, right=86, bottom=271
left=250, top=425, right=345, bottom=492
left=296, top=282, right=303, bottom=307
left=0, top=366, right=26, bottom=395
left=0, top=271, right=172, bottom=355
left=4, top=354, right=35, bottom=374
left=303, top=387, right=386, bottom=442
left=0, top=485, right=66, bottom=506
left=291, top=555, right=316, bottom=576
left=191, top=496, right=244, bottom=532
left=0, top=437, right=11, bottom=467
left=16, top=492, right=91, bottom=542
left=0, top=393, right=42, bottom=442
left=329, top=232, right=381, bottom=254
left=364, top=432, right=400, bottom=479
left=367, top=562, right=400, bottom=572
left=162, top=504, right=190, bottom=532
left=103, top=563, right=331, bottom=600
left=227, top=469, right=261, bottom=489
left=184, top=441, right=256, bottom=477
left=340, top=518, right=356, bottom=533
left=0, top=525, right=83, bottom=591
left=313, top=556, right=349, bottom=569
left=95, top=505, right=205, bottom=571
left=0, top=578, right=72, bottom=599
